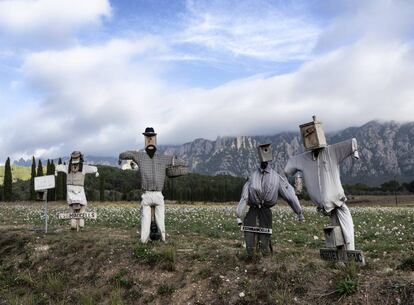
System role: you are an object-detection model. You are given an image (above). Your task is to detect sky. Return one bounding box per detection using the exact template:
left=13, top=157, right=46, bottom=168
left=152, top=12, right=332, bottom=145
left=0, top=0, right=413, bottom=162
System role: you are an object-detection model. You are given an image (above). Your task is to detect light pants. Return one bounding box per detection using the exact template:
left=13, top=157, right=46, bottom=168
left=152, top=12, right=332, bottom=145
left=140, top=191, right=165, bottom=243
left=330, top=204, right=355, bottom=250
left=70, top=205, right=86, bottom=229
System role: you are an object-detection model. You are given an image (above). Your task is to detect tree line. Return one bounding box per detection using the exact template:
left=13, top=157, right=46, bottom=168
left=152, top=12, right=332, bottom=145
left=0, top=158, right=246, bottom=202
left=2, top=157, right=414, bottom=202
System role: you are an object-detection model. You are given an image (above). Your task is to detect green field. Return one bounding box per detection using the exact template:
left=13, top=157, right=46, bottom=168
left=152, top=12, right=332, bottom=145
left=0, top=202, right=413, bottom=304
left=0, top=165, right=32, bottom=185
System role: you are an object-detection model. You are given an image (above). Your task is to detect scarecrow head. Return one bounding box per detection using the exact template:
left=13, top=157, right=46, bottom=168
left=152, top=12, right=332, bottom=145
left=143, top=127, right=157, bottom=158
left=69, top=151, right=84, bottom=173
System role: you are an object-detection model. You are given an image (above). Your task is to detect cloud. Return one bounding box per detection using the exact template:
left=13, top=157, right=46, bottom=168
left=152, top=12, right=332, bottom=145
left=0, top=0, right=111, bottom=47
left=1, top=0, right=414, bottom=162
left=172, top=0, right=320, bottom=62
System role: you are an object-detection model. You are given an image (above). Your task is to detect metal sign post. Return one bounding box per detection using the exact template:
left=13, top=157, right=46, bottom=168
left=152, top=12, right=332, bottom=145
left=35, top=175, right=55, bottom=234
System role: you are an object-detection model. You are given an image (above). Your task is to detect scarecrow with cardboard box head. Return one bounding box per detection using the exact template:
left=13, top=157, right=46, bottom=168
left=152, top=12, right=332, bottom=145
left=119, top=127, right=188, bottom=243
left=55, top=151, right=99, bottom=229
left=284, top=116, right=359, bottom=250
left=236, top=143, right=304, bottom=257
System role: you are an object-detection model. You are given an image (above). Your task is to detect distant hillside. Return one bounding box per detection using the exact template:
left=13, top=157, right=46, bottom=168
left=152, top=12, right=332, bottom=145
left=0, top=166, right=32, bottom=185
left=10, top=120, right=414, bottom=186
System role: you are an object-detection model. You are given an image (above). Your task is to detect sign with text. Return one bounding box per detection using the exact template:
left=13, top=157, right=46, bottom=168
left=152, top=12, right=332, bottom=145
left=58, top=212, right=97, bottom=220
left=34, top=175, right=55, bottom=191
left=320, top=248, right=365, bottom=265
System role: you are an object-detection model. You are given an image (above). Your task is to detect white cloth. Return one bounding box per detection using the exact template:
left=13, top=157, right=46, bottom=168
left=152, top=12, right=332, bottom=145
left=140, top=191, right=165, bottom=243
left=284, top=138, right=358, bottom=250
left=331, top=204, right=355, bottom=250
left=284, top=138, right=358, bottom=212
left=55, top=164, right=98, bottom=206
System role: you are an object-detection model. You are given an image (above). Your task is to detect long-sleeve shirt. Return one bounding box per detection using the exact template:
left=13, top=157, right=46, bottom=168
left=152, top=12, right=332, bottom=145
left=119, top=151, right=183, bottom=192
left=284, top=138, right=358, bottom=213
left=236, top=164, right=302, bottom=219
left=55, top=164, right=98, bottom=205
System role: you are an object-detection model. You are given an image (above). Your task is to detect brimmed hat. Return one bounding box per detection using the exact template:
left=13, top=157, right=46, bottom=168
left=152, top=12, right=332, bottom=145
left=70, top=151, right=83, bottom=164
left=142, top=127, right=157, bottom=136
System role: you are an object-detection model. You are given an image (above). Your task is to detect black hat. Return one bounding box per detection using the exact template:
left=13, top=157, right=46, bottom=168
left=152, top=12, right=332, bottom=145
left=70, top=151, right=83, bottom=163
left=143, top=127, right=157, bottom=136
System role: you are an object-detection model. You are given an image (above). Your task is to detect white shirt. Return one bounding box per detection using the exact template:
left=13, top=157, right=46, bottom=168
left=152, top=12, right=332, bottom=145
left=284, top=138, right=358, bottom=212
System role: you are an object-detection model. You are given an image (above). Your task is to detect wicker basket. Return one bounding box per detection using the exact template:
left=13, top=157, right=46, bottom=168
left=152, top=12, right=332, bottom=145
left=166, top=165, right=189, bottom=178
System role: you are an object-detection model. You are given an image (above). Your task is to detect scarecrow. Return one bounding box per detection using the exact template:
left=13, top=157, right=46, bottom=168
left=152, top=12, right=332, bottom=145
left=119, top=127, right=187, bottom=243
left=55, top=151, right=99, bottom=229
left=237, top=143, right=304, bottom=257
left=284, top=116, right=359, bottom=250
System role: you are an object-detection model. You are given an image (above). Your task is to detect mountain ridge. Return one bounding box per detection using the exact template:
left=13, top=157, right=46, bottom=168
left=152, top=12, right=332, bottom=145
left=13, top=120, right=414, bottom=185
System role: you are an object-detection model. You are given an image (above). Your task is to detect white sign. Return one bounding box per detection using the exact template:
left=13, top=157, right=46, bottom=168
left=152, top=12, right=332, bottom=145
left=58, top=212, right=97, bottom=220
left=34, top=175, right=55, bottom=191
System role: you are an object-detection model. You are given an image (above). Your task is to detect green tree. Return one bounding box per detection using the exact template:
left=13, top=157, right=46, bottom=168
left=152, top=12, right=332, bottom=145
left=99, top=174, right=105, bottom=202
left=47, top=160, right=56, bottom=201
left=55, top=158, right=63, bottom=200
left=380, top=180, right=402, bottom=192
left=403, top=180, right=414, bottom=193
left=37, top=160, right=44, bottom=177
left=3, top=157, right=13, bottom=201
left=62, top=162, right=67, bottom=200
left=30, top=156, right=36, bottom=200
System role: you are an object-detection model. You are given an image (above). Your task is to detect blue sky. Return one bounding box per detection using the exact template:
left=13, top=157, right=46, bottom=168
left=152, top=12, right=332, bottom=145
left=0, top=0, right=413, bottom=162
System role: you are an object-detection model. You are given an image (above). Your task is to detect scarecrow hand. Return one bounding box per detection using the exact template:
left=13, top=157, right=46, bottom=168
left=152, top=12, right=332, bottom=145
left=236, top=218, right=243, bottom=226
left=297, top=213, right=305, bottom=222
left=95, top=172, right=100, bottom=177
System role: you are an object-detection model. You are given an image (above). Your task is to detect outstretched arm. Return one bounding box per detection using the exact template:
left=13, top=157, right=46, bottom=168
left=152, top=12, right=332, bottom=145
left=278, top=174, right=304, bottom=221
left=55, top=164, right=68, bottom=175
left=236, top=181, right=249, bottom=224
left=83, top=165, right=99, bottom=177
left=332, top=138, right=359, bottom=163
left=119, top=151, right=139, bottom=163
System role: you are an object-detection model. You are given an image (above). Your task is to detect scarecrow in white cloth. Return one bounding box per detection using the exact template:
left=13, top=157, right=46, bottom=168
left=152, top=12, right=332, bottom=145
left=284, top=116, right=359, bottom=250
left=55, top=151, right=99, bottom=229
left=236, top=143, right=304, bottom=257
left=119, top=127, right=187, bottom=243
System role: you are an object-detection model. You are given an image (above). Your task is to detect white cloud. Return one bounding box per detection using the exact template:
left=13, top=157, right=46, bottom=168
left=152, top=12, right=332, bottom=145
left=1, top=0, right=414, bottom=162
left=0, top=0, right=111, bottom=46
left=174, top=0, right=320, bottom=62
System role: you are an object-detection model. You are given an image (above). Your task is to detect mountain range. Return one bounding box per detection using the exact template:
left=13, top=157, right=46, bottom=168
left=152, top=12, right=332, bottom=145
left=14, top=120, right=414, bottom=185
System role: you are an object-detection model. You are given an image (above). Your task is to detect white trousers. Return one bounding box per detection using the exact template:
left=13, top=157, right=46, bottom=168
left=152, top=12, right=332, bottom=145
left=70, top=205, right=86, bottom=229
left=140, top=191, right=165, bottom=243
left=330, top=204, right=355, bottom=250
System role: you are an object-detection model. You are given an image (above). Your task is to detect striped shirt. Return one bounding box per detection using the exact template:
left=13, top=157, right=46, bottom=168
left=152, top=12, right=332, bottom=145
left=237, top=164, right=302, bottom=218
left=119, top=151, right=181, bottom=191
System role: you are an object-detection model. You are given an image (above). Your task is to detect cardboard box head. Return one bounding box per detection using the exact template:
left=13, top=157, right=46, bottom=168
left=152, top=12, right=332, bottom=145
left=257, top=143, right=273, bottom=163
left=299, top=115, right=327, bottom=150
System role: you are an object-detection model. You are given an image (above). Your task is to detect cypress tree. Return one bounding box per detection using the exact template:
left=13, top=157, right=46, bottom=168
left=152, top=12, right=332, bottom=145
left=47, top=160, right=56, bottom=201
left=99, top=174, right=105, bottom=202
left=3, top=157, right=13, bottom=201
left=55, top=158, right=63, bottom=200
left=30, top=156, right=36, bottom=200
left=37, top=160, right=44, bottom=177
left=62, top=162, right=67, bottom=200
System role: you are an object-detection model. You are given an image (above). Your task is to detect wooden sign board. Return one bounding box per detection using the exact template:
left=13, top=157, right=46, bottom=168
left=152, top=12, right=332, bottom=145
left=58, top=212, right=97, bottom=220
left=35, top=175, right=55, bottom=191
left=320, top=248, right=365, bottom=265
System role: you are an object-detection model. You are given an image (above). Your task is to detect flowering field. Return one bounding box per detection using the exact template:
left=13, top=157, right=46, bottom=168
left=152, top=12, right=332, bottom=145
left=0, top=201, right=413, bottom=304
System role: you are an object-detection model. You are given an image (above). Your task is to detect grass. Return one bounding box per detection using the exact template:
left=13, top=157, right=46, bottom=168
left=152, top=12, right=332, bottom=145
left=0, top=201, right=413, bottom=304
left=0, top=165, right=33, bottom=184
